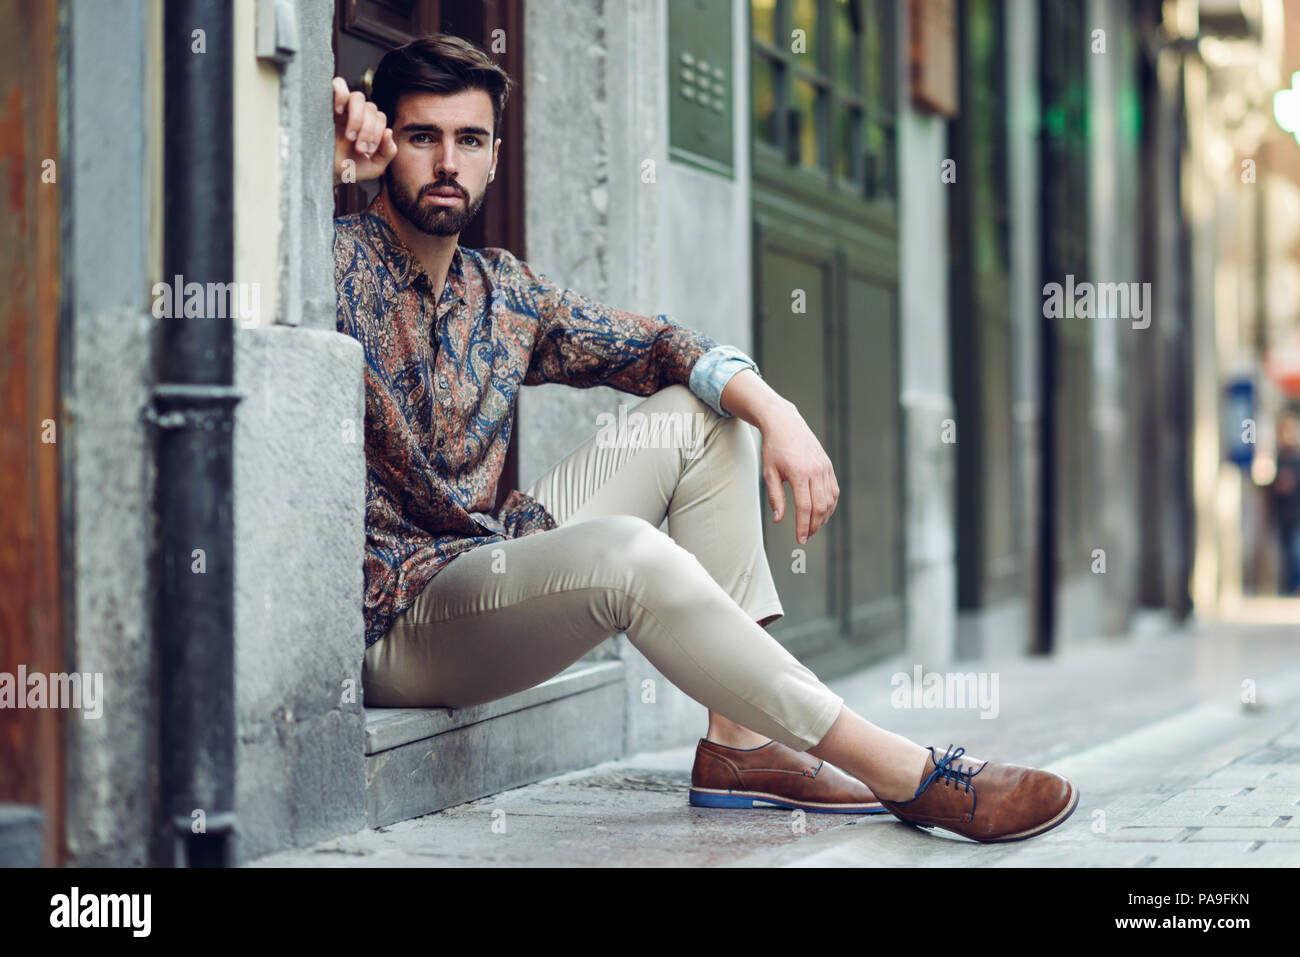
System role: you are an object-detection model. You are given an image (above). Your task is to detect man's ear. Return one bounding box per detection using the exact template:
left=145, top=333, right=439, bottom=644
left=489, top=137, right=501, bottom=181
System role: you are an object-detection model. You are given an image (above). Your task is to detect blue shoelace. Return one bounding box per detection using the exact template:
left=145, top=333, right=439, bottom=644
left=915, top=745, right=981, bottom=816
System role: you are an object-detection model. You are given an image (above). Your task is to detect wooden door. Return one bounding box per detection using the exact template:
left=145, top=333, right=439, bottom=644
left=0, top=0, right=63, bottom=867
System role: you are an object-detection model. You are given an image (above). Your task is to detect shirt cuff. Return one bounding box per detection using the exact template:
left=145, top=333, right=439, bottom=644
left=688, top=344, right=760, bottom=418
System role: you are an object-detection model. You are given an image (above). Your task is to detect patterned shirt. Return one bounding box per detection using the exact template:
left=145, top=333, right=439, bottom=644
left=334, top=191, right=760, bottom=650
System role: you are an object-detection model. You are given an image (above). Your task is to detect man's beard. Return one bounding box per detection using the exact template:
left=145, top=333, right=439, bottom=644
left=385, top=170, right=487, bottom=236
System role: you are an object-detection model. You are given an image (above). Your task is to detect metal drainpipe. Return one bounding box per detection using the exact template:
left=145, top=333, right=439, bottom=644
left=147, top=0, right=240, bottom=867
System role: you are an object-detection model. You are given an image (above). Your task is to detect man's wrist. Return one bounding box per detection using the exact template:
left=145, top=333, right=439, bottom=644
left=754, top=390, right=795, bottom=430
left=720, top=368, right=793, bottom=428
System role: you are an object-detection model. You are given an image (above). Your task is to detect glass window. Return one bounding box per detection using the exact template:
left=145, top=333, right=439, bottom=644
left=864, top=5, right=884, bottom=111
left=792, top=74, right=824, bottom=168
left=837, top=103, right=862, bottom=182
left=753, top=53, right=781, bottom=145
left=834, top=0, right=861, bottom=91
left=751, top=0, right=894, bottom=197
left=865, top=120, right=885, bottom=195
left=752, top=0, right=777, bottom=44
left=790, top=0, right=818, bottom=62
left=872, top=0, right=895, bottom=111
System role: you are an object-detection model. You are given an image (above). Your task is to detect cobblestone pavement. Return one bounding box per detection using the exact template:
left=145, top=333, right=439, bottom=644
left=251, top=614, right=1300, bottom=867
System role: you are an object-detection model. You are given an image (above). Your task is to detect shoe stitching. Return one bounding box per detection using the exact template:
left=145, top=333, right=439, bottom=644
left=701, top=743, right=861, bottom=799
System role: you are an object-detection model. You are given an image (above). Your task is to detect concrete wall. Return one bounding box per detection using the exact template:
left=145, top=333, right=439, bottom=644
left=1006, top=0, right=1044, bottom=659
left=63, top=0, right=366, bottom=865
left=232, top=0, right=367, bottom=863
left=897, top=83, right=957, bottom=680
left=276, top=0, right=339, bottom=332
left=891, top=0, right=955, bottom=671
left=62, top=0, right=160, bottom=867
left=1082, top=0, right=1142, bottom=641
left=233, top=325, right=366, bottom=863
left=519, top=0, right=753, bottom=754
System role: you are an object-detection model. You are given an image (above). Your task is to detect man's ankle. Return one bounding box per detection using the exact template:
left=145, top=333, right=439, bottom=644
left=706, top=726, right=771, bottom=750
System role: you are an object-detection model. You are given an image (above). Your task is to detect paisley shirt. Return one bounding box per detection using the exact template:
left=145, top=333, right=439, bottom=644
left=334, top=191, right=760, bottom=650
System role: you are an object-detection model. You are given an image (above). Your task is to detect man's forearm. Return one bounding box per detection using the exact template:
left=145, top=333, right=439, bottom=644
left=718, top=368, right=793, bottom=430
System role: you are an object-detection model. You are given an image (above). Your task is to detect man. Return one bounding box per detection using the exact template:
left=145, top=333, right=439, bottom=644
left=332, top=33, right=1078, bottom=842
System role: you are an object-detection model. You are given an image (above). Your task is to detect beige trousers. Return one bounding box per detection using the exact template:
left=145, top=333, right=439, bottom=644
left=361, top=383, right=845, bottom=751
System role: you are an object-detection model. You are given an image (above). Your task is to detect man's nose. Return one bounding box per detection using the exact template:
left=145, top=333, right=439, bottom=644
left=434, top=142, right=459, bottom=176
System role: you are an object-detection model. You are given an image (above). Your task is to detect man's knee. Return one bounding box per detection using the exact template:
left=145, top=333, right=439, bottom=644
left=584, top=514, right=699, bottom=583
left=654, top=383, right=727, bottom=424
left=651, top=383, right=753, bottom=457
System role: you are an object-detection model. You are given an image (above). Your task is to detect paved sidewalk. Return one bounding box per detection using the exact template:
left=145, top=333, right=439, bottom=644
left=250, top=617, right=1300, bottom=867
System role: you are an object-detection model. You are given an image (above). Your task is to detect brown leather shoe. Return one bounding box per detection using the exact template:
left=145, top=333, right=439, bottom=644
left=877, top=745, right=1079, bottom=842
left=689, top=737, right=887, bottom=814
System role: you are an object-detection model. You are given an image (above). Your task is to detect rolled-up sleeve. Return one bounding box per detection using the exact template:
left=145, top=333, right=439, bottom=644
left=688, top=344, right=761, bottom=417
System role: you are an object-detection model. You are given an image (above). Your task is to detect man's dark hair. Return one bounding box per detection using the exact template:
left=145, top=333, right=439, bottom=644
left=371, top=33, right=513, bottom=140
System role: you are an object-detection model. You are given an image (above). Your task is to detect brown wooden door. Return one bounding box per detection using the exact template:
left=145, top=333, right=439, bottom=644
left=333, top=0, right=526, bottom=508
left=0, top=0, right=64, bottom=867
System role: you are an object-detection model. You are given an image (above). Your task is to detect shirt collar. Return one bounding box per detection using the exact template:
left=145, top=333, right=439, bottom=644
left=364, top=190, right=466, bottom=308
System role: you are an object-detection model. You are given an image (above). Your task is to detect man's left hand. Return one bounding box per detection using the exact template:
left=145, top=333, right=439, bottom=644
left=758, top=402, right=839, bottom=545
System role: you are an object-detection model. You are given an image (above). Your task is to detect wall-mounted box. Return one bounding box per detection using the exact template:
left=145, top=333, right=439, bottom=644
left=668, top=0, right=734, bottom=177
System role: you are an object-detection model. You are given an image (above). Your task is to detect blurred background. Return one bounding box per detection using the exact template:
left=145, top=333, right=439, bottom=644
left=3, top=0, right=1299, bottom=867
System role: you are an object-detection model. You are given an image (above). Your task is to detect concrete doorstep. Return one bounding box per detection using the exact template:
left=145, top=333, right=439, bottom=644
left=363, top=660, right=627, bottom=829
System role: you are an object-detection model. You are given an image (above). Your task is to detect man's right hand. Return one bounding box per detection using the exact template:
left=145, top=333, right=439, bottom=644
left=333, top=76, right=397, bottom=187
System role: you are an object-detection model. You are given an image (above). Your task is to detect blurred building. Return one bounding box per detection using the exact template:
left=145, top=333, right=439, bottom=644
left=1, top=0, right=1291, bottom=866
left=1200, top=0, right=1300, bottom=600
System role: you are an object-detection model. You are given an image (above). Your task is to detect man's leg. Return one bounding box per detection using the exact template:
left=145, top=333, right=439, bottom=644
left=511, top=386, right=954, bottom=803
left=521, top=384, right=788, bottom=747
left=366, top=386, right=1081, bottom=836
left=363, top=511, right=848, bottom=751
left=367, top=384, right=845, bottom=749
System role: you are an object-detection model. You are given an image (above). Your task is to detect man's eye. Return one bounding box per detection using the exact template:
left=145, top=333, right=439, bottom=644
left=411, top=133, right=433, bottom=144
left=462, top=136, right=480, bottom=147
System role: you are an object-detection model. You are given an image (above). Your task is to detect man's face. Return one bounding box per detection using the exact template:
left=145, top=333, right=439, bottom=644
left=382, top=88, right=500, bottom=237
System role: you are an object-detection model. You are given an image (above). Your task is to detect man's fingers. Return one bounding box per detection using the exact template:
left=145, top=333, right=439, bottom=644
left=792, top=476, right=812, bottom=545
left=344, top=90, right=367, bottom=142
left=378, top=128, right=397, bottom=160
left=358, top=108, right=385, bottom=156
left=810, top=472, right=830, bottom=535
left=332, top=77, right=349, bottom=114
left=765, top=467, right=785, bottom=522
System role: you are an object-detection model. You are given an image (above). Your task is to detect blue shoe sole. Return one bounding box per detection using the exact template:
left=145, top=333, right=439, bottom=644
left=689, top=788, right=890, bottom=814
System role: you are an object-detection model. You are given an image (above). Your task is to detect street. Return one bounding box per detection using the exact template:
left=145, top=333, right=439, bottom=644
left=251, top=608, right=1300, bottom=867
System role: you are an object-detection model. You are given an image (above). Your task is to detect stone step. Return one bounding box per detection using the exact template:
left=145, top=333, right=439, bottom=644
left=0, top=805, right=43, bottom=867
left=363, top=659, right=626, bottom=828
